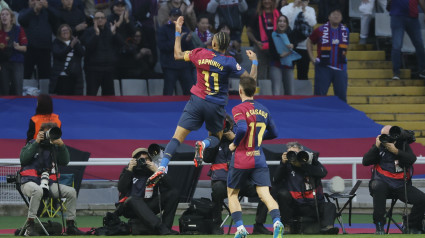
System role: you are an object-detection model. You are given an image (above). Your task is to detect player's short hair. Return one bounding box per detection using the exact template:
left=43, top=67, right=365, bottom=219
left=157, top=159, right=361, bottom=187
left=214, top=31, right=230, bottom=51
left=239, top=76, right=256, bottom=97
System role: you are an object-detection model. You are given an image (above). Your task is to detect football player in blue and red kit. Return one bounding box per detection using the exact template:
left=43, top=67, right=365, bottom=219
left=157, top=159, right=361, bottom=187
left=228, top=76, right=283, bottom=238
left=147, top=16, right=258, bottom=185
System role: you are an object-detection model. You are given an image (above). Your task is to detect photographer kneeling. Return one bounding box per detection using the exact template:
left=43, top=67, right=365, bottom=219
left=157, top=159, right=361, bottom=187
left=117, top=147, right=179, bottom=235
left=363, top=125, right=425, bottom=234
left=20, top=122, right=84, bottom=236
left=272, top=142, right=338, bottom=234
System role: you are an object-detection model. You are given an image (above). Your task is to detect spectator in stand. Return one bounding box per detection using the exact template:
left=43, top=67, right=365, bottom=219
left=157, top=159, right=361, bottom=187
left=51, top=24, right=85, bottom=95
left=358, top=0, right=388, bottom=45
left=107, top=0, right=135, bottom=39
left=0, top=8, right=27, bottom=96
left=83, top=0, right=111, bottom=20
left=116, top=28, right=161, bottom=79
left=58, top=0, right=87, bottom=38
left=246, top=0, right=280, bottom=80
left=217, top=23, right=242, bottom=63
left=388, top=0, right=425, bottom=80
left=307, top=8, right=349, bottom=102
left=8, top=0, right=28, bottom=13
left=191, top=15, right=213, bottom=48
left=130, top=0, right=158, bottom=75
left=206, top=0, right=248, bottom=44
left=81, top=10, right=124, bottom=95
left=157, top=0, right=196, bottom=30
left=157, top=8, right=194, bottom=95
left=317, top=0, right=348, bottom=24
left=277, top=0, right=288, bottom=9
left=18, top=0, right=59, bottom=86
left=280, top=0, right=316, bottom=81
left=270, top=15, right=301, bottom=95
left=242, top=0, right=259, bottom=31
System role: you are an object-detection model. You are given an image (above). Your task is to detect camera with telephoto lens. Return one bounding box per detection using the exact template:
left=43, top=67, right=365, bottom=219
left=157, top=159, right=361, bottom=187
left=379, top=126, right=416, bottom=144
left=286, top=151, right=314, bottom=165
left=39, top=170, right=50, bottom=197
left=6, top=174, right=17, bottom=184
left=41, top=127, right=62, bottom=146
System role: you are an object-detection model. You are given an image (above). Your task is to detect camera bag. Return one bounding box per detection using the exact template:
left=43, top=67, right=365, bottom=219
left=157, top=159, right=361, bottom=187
left=178, top=197, right=214, bottom=234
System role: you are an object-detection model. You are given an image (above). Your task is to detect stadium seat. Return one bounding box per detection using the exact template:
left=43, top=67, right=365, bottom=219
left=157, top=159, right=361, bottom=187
left=114, top=79, right=121, bottom=96
left=294, top=80, right=313, bottom=96
left=348, top=0, right=363, bottom=31
left=38, top=79, right=49, bottom=95
left=147, top=79, right=164, bottom=96
left=121, top=79, right=148, bottom=96
left=258, top=79, right=272, bottom=95
left=228, top=78, right=240, bottom=93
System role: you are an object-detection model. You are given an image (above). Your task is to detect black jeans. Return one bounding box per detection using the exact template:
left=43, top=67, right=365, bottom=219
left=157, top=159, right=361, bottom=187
left=294, top=49, right=310, bottom=80
left=122, top=188, right=179, bottom=230
left=24, top=47, right=51, bottom=79
left=369, top=179, right=425, bottom=229
left=276, top=188, right=336, bottom=229
left=210, top=180, right=268, bottom=225
left=85, top=70, right=115, bottom=96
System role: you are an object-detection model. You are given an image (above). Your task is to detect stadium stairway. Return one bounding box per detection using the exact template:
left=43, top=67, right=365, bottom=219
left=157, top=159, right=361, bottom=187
left=323, top=33, right=425, bottom=146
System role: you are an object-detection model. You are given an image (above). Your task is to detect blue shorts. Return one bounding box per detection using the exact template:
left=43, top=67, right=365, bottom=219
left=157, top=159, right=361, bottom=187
left=177, top=95, right=226, bottom=134
left=227, top=166, right=271, bottom=189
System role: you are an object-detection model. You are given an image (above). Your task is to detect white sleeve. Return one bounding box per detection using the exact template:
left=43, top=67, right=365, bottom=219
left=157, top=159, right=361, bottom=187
left=239, top=0, right=248, bottom=12
left=206, top=0, right=220, bottom=13
left=304, top=6, right=317, bottom=27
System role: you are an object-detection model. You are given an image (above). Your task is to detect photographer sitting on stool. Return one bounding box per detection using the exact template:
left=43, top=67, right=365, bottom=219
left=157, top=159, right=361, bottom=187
left=363, top=125, right=425, bottom=234
left=272, top=142, right=338, bottom=234
left=117, top=147, right=179, bottom=235
left=20, top=122, right=84, bottom=236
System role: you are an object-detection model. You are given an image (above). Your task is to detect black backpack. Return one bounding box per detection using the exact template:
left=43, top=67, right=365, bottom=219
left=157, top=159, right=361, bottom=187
left=179, top=197, right=214, bottom=234
left=86, top=212, right=131, bottom=236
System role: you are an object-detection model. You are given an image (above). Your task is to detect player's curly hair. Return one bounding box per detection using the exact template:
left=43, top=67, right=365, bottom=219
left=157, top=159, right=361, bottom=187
left=214, top=31, right=230, bottom=51
left=239, top=76, right=256, bottom=97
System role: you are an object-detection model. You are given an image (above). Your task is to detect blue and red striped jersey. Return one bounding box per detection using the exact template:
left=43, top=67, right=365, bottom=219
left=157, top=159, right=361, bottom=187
left=185, top=48, right=245, bottom=105
left=232, top=100, right=278, bottom=169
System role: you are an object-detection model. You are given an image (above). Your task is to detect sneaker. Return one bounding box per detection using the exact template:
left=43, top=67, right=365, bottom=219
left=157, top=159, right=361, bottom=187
left=146, top=166, right=165, bottom=186
left=234, top=225, right=248, bottom=238
left=375, top=222, right=385, bottom=235
left=419, top=70, right=425, bottom=79
left=392, top=75, right=400, bottom=80
left=252, top=223, right=272, bottom=235
left=320, top=226, right=339, bottom=234
left=359, top=37, right=367, bottom=45
left=24, top=220, right=39, bottom=236
left=273, top=221, right=284, bottom=238
left=194, top=141, right=204, bottom=167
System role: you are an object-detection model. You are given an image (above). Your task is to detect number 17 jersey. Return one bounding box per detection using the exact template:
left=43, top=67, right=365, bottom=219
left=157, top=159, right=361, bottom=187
left=184, top=48, right=245, bottom=106
left=232, top=100, right=277, bottom=169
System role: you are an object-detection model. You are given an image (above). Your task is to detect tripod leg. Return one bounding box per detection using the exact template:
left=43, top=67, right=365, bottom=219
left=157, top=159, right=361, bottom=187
left=35, top=217, right=49, bottom=236
left=18, top=220, right=28, bottom=236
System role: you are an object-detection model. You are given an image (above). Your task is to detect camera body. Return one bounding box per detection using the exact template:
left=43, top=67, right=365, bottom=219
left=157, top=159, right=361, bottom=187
left=287, top=150, right=314, bottom=166
left=41, top=127, right=62, bottom=146
left=135, top=157, right=147, bottom=170
left=379, top=126, right=416, bottom=145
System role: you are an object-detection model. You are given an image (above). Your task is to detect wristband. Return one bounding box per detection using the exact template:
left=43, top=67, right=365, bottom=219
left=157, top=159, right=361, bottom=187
left=252, top=60, right=258, bottom=66
left=175, top=32, right=181, bottom=37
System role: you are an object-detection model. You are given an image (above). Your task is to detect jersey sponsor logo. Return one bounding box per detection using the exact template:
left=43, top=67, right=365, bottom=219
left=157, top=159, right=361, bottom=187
left=236, top=63, right=241, bottom=70
left=245, top=109, right=268, bottom=119
left=198, top=59, right=224, bottom=71
left=246, top=150, right=260, bottom=156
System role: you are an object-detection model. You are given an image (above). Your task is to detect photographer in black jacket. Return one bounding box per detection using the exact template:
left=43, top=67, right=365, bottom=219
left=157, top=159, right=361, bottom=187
left=272, top=142, right=338, bottom=234
left=20, top=122, right=84, bottom=236
left=117, top=147, right=179, bottom=235
left=363, top=125, right=425, bottom=234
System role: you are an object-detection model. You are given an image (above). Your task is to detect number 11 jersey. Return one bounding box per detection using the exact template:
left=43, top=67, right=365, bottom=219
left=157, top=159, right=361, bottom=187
left=184, top=48, right=245, bottom=106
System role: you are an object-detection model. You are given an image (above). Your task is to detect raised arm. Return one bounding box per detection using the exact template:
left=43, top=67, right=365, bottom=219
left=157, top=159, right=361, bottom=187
left=174, top=16, right=185, bottom=60
left=240, top=50, right=257, bottom=80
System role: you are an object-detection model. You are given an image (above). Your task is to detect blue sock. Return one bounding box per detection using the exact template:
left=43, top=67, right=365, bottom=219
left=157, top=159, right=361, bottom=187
left=203, top=135, right=219, bottom=149
left=160, top=138, right=180, bottom=167
left=270, top=209, right=281, bottom=224
left=231, top=211, right=243, bottom=227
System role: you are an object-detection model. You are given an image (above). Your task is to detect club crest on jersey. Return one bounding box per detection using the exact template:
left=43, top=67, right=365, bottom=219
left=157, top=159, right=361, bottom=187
left=236, top=63, right=241, bottom=71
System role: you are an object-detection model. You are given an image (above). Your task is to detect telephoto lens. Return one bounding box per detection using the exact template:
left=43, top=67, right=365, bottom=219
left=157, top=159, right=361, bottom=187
left=286, top=151, right=298, bottom=163
left=40, top=172, right=50, bottom=197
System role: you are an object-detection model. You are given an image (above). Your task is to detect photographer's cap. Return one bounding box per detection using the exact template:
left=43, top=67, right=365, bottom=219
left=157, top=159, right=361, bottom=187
left=132, top=148, right=149, bottom=158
